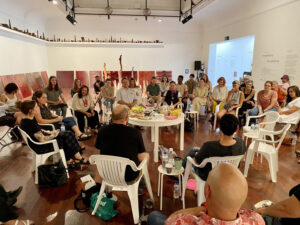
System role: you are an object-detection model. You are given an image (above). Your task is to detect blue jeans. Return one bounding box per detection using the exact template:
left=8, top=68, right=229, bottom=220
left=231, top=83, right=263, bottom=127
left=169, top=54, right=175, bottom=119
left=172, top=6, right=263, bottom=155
left=147, top=211, right=167, bottom=225
left=53, top=117, right=77, bottom=131
left=51, top=106, right=67, bottom=118
left=248, top=107, right=278, bottom=124
left=103, top=99, right=114, bottom=111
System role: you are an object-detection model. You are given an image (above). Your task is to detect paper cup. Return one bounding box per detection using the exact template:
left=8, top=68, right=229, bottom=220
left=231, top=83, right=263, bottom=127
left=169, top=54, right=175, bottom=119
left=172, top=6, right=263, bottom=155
left=165, top=163, right=173, bottom=174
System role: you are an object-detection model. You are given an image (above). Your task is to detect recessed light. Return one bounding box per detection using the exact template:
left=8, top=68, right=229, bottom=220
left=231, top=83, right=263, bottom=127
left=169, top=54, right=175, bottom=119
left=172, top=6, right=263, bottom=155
left=158, top=19, right=162, bottom=22
left=53, top=0, right=58, bottom=5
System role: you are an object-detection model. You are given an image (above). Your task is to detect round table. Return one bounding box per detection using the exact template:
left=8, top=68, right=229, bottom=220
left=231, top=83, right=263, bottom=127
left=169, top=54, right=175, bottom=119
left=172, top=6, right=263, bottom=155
left=157, top=165, right=184, bottom=210
left=128, top=114, right=185, bottom=162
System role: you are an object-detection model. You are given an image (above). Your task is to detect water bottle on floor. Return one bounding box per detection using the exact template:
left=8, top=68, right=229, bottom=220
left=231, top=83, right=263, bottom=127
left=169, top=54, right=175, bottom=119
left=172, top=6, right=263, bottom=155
left=60, top=123, right=65, bottom=132
left=162, top=151, right=168, bottom=168
left=173, top=181, right=180, bottom=199
left=168, top=148, right=174, bottom=167
left=292, top=133, right=297, bottom=146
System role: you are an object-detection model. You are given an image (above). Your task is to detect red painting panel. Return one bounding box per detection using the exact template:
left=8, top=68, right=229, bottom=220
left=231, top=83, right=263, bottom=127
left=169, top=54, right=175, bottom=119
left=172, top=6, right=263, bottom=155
left=139, top=71, right=155, bottom=86
left=33, top=72, right=44, bottom=91
left=89, top=71, right=102, bottom=88
left=41, top=71, right=48, bottom=86
left=26, top=73, right=40, bottom=92
left=13, top=74, right=31, bottom=99
left=76, top=71, right=89, bottom=87
left=0, top=79, right=4, bottom=94
left=156, top=71, right=172, bottom=83
left=56, top=71, right=74, bottom=88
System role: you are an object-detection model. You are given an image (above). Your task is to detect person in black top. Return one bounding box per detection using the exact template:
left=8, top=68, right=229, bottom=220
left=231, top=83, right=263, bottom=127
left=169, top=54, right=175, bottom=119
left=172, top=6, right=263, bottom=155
left=182, top=114, right=246, bottom=180
left=94, top=75, right=105, bottom=115
left=163, top=81, right=182, bottom=107
left=95, top=105, right=149, bottom=182
left=19, top=100, right=89, bottom=166
left=255, top=184, right=300, bottom=225
left=239, top=80, right=255, bottom=125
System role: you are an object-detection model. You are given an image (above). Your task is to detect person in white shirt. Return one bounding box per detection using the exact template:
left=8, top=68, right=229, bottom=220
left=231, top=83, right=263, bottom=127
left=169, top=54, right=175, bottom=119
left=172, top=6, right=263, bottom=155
left=116, top=77, right=137, bottom=108
left=209, top=77, right=228, bottom=115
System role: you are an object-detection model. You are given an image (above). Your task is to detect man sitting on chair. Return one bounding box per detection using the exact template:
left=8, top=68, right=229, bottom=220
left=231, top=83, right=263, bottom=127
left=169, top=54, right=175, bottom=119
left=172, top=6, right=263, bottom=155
left=182, top=114, right=246, bottom=181
left=148, top=164, right=264, bottom=225
left=95, top=105, right=149, bottom=182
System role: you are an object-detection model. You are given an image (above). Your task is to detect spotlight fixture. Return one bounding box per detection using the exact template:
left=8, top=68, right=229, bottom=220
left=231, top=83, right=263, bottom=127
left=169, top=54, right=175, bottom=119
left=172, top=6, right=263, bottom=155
left=182, top=14, right=192, bottom=24
left=66, top=14, right=77, bottom=25
left=48, top=0, right=58, bottom=5
left=158, top=19, right=162, bottom=22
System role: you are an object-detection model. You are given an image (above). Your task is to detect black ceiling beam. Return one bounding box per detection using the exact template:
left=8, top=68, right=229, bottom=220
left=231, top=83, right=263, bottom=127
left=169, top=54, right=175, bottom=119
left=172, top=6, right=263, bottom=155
left=75, top=13, right=179, bottom=18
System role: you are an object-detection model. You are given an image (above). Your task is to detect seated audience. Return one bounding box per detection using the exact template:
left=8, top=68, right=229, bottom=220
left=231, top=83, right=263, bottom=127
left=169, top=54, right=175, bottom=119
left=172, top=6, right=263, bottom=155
left=176, top=75, right=188, bottom=111
left=44, top=76, right=67, bottom=118
left=148, top=164, right=264, bottom=225
left=182, top=114, right=246, bottom=181
left=101, top=78, right=115, bottom=112
left=209, top=77, right=228, bottom=115
left=217, top=80, right=244, bottom=119
left=255, top=184, right=300, bottom=225
left=185, top=74, right=197, bottom=97
left=239, top=75, right=253, bottom=91
left=71, top=78, right=81, bottom=97
left=93, top=75, right=105, bottom=115
left=72, top=85, right=100, bottom=133
left=202, top=74, right=212, bottom=93
left=278, top=86, right=300, bottom=125
left=249, top=81, right=279, bottom=117
left=129, top=78, right=143, bottom=106
left=160, top=76, right=170, bottom=97
left=239, top=80, right=255, bottom=122
left=116, top=77, right=137, bottom=108
left=146, top=77, right=161, bottom=104
left=280, top=74, right=290, bottom=90
left=163, top=81, right=182, bottom=107
left=19, top=100, right=89, bottom=166
left=192, top=78, right=208, bottom=112
left=0, top=83, right=20, bottom=112
left=32, top=90, right=89, bottom=141
left=272, top=81, right=287, bottom=106
left=95, top=105, right=149, bottom=182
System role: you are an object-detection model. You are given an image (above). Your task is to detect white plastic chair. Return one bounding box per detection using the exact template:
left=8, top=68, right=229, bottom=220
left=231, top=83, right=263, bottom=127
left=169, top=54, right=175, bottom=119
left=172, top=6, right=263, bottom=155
left=69, top=107, right=88, bottom=128
left=89, top=155, right=154, bottom=225
left=213, top=105, right=241, bottom=130
left=18, top=127, right=69, bottom=184
left=243, top=124, right=290, bottom=183
left=243, top=111, right=280, bottom=144
left=182, top=155, right=244, bottom=208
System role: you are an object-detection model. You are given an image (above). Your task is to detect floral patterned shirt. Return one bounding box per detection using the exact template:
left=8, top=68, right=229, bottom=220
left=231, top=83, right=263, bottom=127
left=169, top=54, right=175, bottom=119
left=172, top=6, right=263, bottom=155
left=165, top=209, right=265, bottom=225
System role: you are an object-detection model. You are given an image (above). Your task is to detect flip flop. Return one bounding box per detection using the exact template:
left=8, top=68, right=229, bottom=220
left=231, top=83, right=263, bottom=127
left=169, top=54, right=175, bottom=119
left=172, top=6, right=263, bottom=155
left=77, top=134, right=90, bottom=141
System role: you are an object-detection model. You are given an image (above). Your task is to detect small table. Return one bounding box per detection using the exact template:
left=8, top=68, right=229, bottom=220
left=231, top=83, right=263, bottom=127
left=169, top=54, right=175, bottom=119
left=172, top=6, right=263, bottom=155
left=157, top=165, right=184, bottom=210
left=128, top=114, right=185, bottom=162
left=185, top=111, right=199, bottom=129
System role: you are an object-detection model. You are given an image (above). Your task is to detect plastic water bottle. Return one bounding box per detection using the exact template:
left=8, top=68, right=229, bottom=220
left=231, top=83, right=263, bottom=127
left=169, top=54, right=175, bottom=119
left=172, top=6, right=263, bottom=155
left=173, top=181, right=180, bottom=199
left=292, top=134, right=297, bottom=146
left=107, top=102, right=111, bottom=112
left=162, top=151, right=168, bottom=168
left=60, top=123, right=65, bottom=132
left=168, top=148, right=174, bottom=167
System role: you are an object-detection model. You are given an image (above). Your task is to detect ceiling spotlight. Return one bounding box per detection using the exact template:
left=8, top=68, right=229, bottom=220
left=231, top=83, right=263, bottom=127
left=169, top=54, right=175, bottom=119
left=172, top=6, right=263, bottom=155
left=48, top=0, right=58, bottom=5
left=66, top=14, right=77, bottom=25
left=106, top=6, right=113, bottom=15
left=182, top=14, right=193, bottom=24
left=158, top=19, right=162, bottom=22
left=143, top=8, right=151, bottom=16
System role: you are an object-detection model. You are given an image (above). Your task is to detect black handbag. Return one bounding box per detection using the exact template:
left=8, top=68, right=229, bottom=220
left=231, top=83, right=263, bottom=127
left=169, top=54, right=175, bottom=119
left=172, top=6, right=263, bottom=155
left=38, top=159, right=68, bottom=188
left=184, top=115, right=194, bottom=132
left=74, top=183, right=102, bottom=212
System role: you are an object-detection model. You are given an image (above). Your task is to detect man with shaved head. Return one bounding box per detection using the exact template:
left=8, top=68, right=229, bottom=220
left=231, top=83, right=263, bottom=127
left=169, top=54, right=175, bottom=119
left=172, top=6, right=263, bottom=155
left=95, top=105, right=149, bottom=182
left=148, top=164, right=264, bottom=225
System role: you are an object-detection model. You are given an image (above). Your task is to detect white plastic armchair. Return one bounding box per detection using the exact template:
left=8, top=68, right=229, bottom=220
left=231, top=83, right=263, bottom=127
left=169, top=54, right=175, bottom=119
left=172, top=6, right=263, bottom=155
left=89, top=155, right=154, bottom=225
left=243, top=111, right=279, bottom=145
left=18, top=127, right=69, bottom=184
left=182, top=155, right=244, bottom=208
left=38, top=123, right=55, bottom=131
left=69, top=106, right=88, bottom=128
left=213, top=105, right=241, bottom=131
left=243, top=124, right=290, bottom=183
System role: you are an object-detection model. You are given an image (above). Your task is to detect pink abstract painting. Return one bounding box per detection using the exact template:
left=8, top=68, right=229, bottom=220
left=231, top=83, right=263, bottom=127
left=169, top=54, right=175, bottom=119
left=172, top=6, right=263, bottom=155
left=56, top=71, right=74, bottom=88
left=76, top=71, right=89, bottom=87
left=41, top=71, right=48, bottom=86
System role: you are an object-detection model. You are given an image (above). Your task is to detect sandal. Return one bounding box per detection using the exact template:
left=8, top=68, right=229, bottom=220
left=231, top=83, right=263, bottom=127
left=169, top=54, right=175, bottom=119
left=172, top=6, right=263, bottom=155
left=14, top=220, right=34, bottom=225
left=67, top=162, right=80, bottom=169
left=77, top=134, right=90, bottom=141
left=79, top=157, right=90, bottom=165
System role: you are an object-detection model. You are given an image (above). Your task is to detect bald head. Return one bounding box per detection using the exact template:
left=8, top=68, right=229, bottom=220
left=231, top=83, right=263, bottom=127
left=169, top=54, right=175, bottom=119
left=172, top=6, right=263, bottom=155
left=112, top=105, right=129, bottom=122
left=205, top=164, right=248, bottom=217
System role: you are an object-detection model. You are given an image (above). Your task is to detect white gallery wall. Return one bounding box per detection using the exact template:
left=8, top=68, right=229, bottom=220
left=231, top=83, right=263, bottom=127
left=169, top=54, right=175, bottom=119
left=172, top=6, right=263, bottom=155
left=201, top=0, right=300, bottom=91
left=0, top=0, right=48, bottom=75
left=45, top=16, right=203, bottom=79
